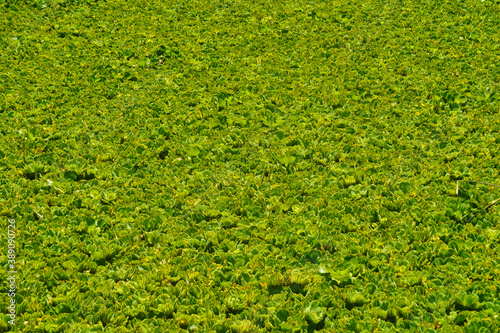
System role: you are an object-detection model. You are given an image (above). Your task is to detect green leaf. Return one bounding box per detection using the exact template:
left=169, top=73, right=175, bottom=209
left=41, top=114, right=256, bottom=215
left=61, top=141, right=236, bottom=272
left=277, top=156, right=296, bottom=165
left=304, top=301, right=326, bottom=324
left=64, top=170, right=78, bottom=181
left=344, top=292, right=369, bottom=307
left=186, top=147, right=200, bottom=157
left=455, top=293, right=482, bottom=310
left=225, top=296, right=246, bottom=312
left=275, top=309, right=289, bottom=324
left=318, top=257, right=362, bottom=284
left=399, top=182, right=412, bottom=194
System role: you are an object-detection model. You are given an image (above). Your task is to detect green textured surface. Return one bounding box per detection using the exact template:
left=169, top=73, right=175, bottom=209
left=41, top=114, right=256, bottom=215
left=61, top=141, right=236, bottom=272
left=1, top=0, right=500, bottom=331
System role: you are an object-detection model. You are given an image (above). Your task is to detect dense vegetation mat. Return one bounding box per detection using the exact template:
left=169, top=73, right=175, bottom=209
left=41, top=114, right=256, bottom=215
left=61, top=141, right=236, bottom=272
left=1, top=0, right=500, bottom=331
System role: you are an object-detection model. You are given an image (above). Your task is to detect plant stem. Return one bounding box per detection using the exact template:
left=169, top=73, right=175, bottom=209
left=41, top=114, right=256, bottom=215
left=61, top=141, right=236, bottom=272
left=466, top=197, right=500, bottom=224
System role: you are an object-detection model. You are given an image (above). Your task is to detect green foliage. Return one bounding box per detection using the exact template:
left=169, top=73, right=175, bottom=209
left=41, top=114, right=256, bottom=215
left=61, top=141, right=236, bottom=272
left=1, top=0, right=500, bottom=331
